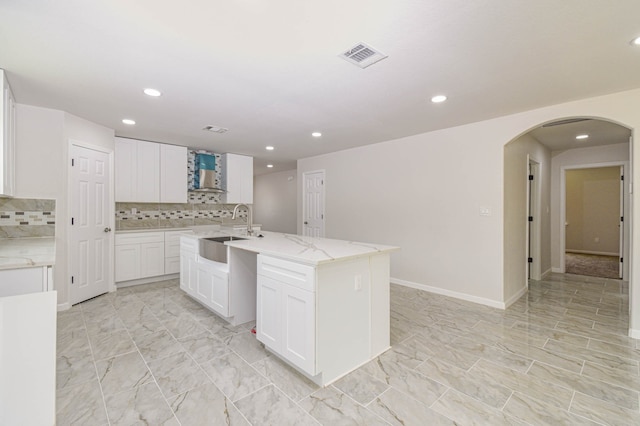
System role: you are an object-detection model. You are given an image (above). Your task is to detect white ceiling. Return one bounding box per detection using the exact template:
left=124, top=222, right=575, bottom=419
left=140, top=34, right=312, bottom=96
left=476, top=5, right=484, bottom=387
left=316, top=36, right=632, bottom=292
left=1, top=1, right=639, bottom=174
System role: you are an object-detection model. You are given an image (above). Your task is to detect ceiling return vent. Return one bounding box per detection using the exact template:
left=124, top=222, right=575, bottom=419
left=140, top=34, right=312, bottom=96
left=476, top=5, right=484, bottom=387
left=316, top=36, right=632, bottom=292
left=202, top=125, right=229, bottom=133
left=340, top=42, right=388, bottom=68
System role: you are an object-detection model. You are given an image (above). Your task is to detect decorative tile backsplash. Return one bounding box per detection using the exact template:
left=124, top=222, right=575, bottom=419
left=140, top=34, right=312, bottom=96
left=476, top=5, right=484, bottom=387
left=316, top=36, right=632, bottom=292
left=116, top=192, right=247, bottom=230
left=0, top=198, right=56, bottom=238
left=188, top=149, right=222, bottom=191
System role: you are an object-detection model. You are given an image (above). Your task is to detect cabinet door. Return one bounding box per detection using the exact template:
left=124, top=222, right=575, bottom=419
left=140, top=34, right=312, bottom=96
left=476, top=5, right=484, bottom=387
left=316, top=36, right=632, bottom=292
left=257, top=275, right=282, bottom=352
left=136, top=140, right=160, bottom=202
left=208, top=267, right=229, bottom=317
left=140, top=241, right=165, bottom=278
left=115, top=244, right=141, bottom=282
left=222, top=153, right=253, bottom=204
left=160, top=144, right=187, bottom=203
left=180, top=249, right=197, bottom=295
left=1, top=74, right=15, bottom=197
left=114, top=138, right=136, bottom=202
left=281, top=283, right=315, bottom=374
left=195, top=262, right=212, bottom=304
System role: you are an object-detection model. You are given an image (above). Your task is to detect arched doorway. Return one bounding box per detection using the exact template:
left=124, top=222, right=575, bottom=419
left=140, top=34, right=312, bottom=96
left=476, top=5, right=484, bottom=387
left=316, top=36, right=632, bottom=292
left=503, top=117, right=632, bottom=303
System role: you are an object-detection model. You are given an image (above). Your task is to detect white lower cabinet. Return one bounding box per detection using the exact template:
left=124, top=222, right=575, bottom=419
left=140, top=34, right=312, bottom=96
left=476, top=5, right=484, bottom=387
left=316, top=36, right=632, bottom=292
left=180, top=236, right=230, bottom=317
left=115, top=232, right=165, bottom=282
left=195, top=260, right=229, bottom=317
left=257, top=255, right=316, bottom=375
left=164, top=231, right=183, bottom=274
left=180, top=240, right=197, bottom=294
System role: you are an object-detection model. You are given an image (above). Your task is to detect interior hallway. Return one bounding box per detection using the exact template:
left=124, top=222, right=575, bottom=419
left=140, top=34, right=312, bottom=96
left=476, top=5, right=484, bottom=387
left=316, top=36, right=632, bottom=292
left=56, top=273, right=638, bottom=425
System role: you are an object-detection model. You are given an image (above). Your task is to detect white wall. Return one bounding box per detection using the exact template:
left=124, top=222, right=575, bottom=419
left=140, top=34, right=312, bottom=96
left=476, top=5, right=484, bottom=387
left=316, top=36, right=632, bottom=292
left=504, top=133, right=551, bottom=304
left=298, top=88, right=640, bottom=338
left=253, top=169, right=297, bottom=234
left=551, top=143, right=630, bottom=277
left=15, top=105, right=114, bottom=307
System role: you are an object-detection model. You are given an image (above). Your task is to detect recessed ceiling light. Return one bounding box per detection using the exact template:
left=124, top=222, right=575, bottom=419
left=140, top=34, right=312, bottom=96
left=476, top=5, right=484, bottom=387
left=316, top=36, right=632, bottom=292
left=311, top=132, right=322, bottom=137
left=630, top=36, right=640, bottom=46
left=576, top=134, right=589, bottom=140
left=143, top=88, right=162, bottom=97
left=265, top=146, right=275, bottom=151
left=122, top=119, right=136, bottom=125
left=431, top=95, right=447, bottom=103
left=267, top=164, right=274, bottom=168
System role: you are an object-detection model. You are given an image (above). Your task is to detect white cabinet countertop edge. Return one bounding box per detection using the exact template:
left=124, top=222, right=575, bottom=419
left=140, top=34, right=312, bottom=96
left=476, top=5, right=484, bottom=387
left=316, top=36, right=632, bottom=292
left=0, top=237, right=55, bottom=270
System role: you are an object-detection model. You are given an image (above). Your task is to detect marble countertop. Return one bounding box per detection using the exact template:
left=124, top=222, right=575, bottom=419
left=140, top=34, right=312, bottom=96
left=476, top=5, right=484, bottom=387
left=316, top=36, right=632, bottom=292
left=183, top=230, right=399, bottom=265
left=116, top=224, right=261, bottom=234
left=0, top=238, right=56, bottom=270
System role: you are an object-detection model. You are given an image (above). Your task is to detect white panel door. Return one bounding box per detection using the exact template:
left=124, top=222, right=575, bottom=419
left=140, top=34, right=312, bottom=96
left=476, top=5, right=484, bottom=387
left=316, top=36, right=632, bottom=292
left=303, top=170, right=325, bottom=237
left=70, top=144, right=112, bottom=305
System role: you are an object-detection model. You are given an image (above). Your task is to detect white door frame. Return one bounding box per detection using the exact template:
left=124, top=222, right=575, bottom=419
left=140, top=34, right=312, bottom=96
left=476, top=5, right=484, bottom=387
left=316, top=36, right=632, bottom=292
left=302, top=170, right=325, bottom=237
left=560, top=161, right=630, bottom=280
left=527, top=157, right=541, bottom=281
left=67, top=140, right=116, bottom=305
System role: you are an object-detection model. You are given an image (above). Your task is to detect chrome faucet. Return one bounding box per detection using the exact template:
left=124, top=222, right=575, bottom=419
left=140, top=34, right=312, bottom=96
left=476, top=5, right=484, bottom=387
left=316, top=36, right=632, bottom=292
left=232, top=203, right=254, bottom=236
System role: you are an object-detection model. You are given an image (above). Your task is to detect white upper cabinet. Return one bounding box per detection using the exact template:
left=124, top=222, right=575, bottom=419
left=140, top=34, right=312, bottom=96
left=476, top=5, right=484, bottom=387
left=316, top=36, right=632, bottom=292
left=115, top=137, right=187, bottom=203
left=160, top=144, right=187, bottom=203
left=221, top=153, right=253, bottom=204
left=0, top=69, right=16, bottom=197
left=135, top=140, right=160, bottom=202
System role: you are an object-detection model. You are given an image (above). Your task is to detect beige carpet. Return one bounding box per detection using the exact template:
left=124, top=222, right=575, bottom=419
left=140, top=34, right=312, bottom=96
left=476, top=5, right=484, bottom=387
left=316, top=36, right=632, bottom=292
left=565, top=252, right=620, bottom=279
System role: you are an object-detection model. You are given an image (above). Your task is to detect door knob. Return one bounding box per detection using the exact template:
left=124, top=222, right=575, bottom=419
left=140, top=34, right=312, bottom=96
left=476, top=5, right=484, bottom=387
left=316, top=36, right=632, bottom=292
left=304, top=221, right=308, bottom=225
left=104, top=227, right=112, bottom=233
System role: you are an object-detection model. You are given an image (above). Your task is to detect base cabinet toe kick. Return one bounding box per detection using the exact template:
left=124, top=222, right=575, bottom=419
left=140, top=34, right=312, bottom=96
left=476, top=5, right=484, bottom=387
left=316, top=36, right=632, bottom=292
left=180, top=231, right=398, bottom=386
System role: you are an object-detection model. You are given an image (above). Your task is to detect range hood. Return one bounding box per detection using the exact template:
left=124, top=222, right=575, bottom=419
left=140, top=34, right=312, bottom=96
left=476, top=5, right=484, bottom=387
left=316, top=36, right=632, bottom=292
left=193, top=169, right=225, bottom=193
left=193, top=153, right=226, bottom=193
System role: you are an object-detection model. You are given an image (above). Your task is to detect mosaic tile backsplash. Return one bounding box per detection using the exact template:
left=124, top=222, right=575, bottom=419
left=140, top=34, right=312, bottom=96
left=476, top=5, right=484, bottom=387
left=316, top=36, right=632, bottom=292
left=0, top=198, right=56, bottom=238
left=116, top=191, right=248, bottom=230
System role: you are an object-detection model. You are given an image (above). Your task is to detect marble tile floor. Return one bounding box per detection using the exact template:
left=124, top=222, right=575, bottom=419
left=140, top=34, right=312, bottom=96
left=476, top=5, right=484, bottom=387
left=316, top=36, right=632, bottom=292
left=55, top=273, right=640, bottom=425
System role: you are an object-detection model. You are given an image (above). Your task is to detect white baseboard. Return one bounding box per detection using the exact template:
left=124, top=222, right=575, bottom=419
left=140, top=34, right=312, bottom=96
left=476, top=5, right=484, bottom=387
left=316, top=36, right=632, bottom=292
left=391, top=277, right=505, bottom=309
left=504, top=286, right=527, bottom=308
left=552, top=267, right=564, bottom=273
left=566, top=249, right=619, bottom=257
left=629, top=328, right=640, bottom=340
left=541, top=268, right=553, bottom=279
left=57, top=302, right=71, bottom=312
left=116, top=274, right=179, bottom=288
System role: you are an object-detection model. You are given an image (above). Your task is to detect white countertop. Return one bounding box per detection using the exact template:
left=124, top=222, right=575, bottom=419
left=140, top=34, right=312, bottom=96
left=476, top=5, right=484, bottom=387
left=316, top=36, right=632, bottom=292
left=0, top=238, right=56, bottom=270
left=183, top=230, right=398, bottom=265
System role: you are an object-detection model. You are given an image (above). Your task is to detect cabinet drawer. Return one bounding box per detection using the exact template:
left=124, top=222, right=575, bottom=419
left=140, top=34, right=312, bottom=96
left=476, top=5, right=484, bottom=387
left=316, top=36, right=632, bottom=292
left=257, top=255, right=315, bottom=292
left=116, top=232, right=164, bottom=246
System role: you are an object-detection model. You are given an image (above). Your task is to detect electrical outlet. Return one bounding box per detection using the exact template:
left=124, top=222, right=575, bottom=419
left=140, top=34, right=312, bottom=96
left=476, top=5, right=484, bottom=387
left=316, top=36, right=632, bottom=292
left=354, top=275, right=362, bottom=291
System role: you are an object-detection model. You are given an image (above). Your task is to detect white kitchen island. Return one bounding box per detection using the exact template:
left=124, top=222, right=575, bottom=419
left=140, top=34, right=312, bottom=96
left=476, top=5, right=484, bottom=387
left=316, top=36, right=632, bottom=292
left=180, top=230, right=398, bottom=386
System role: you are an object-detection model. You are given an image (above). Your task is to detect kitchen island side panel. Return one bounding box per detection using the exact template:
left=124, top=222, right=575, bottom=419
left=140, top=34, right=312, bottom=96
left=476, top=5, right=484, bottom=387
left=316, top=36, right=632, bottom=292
left=316, top=256, right=372, bottom=384
left=370, top=253, right=391, bottom=356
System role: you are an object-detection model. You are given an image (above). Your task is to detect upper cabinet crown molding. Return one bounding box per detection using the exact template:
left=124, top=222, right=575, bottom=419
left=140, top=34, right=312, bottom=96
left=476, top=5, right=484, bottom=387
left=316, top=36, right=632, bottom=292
left=115, top=137, right=187, bottom=203
left=0, top=69, right=16, bottom=197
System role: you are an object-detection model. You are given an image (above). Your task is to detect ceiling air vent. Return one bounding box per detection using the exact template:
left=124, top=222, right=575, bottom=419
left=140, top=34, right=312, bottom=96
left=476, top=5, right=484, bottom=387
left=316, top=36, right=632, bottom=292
left=340, top=42, right=388, bottom=69
left=202, top=125, right=229, bottom=133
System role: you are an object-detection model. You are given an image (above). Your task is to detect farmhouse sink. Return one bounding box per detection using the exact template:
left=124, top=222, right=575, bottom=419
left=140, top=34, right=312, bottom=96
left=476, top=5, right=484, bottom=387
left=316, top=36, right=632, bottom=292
left=199, top=236, right=247, bottom=263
